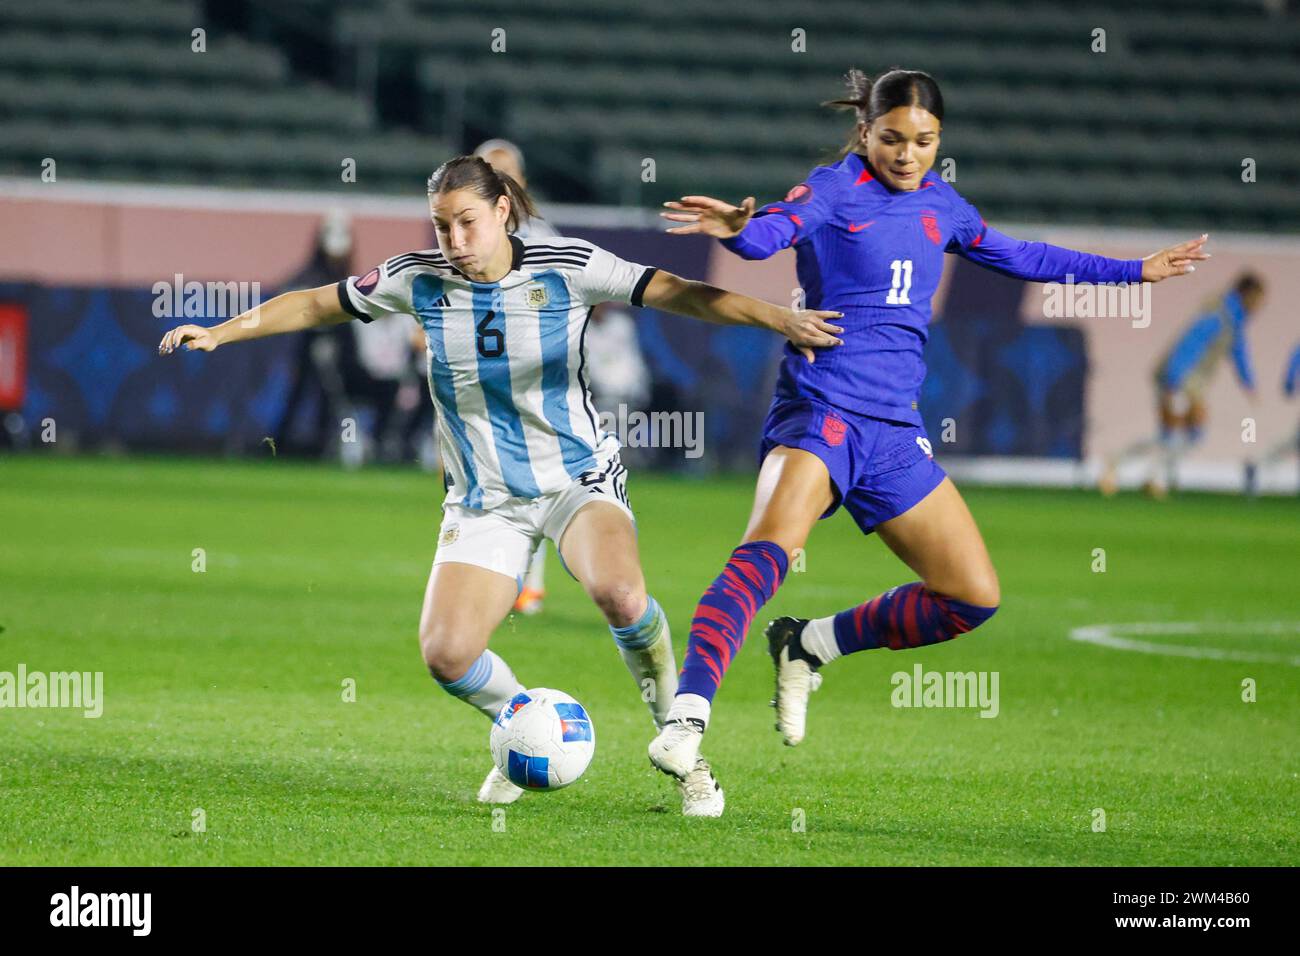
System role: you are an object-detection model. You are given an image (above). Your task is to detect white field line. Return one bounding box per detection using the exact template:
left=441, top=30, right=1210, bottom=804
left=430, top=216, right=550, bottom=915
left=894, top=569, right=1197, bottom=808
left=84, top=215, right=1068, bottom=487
left=1069, top=621, right=1300, bottom=666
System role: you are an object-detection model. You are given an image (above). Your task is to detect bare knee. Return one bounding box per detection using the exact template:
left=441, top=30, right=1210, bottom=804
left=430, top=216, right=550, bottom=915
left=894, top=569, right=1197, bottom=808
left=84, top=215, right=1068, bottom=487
left=973, top=567, right=1001, bottom=608
left=945, top=568, right=1000, bottom=609
left=419, top=622, right=480, bottom=683
left=588, top=579, right=648, bottom=629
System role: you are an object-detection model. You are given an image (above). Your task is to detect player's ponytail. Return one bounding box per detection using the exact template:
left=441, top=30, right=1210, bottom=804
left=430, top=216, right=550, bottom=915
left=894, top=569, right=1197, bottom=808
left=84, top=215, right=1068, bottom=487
left=427, top=155, right=537, bottom=233
left=823, top=68, right=945, bottom=157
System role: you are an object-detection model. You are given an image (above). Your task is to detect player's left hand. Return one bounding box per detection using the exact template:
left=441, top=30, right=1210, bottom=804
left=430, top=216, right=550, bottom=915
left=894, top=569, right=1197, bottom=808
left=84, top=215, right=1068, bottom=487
left=780, top=309, right=845, bottom=363
left=1141, top=233, right=1211, bottom=282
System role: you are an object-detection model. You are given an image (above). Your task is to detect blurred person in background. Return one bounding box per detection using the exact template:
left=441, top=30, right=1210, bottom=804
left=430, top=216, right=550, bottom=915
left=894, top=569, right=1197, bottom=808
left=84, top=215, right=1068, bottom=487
left=272, top=209, right=357, bottom=457
left=587, top=303, right=651, bottom=420
left=474, top=138, right=561, bottom=242
left=273, top=209, right=417, bottom=466
left=347, top=305, right=424, bottom=465
left=1244, top=340, right=1300, bottom=496
left=398, top=321, right=440, bottom=470
left=1101, top=272, right=1265, bottom=497
left=475, top=138, right=558, bottom=614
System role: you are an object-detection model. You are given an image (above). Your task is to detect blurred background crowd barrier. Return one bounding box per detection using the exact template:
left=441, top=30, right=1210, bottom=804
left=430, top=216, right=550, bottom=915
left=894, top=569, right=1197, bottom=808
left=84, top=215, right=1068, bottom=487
left=1, top=0, right=1297, bottom=491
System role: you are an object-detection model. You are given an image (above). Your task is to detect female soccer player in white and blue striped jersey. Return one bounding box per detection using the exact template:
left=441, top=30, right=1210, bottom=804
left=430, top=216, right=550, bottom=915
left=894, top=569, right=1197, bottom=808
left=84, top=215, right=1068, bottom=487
left=474, top=137, right=562, bottom=615
left=158, top=155, right=845, bottom=817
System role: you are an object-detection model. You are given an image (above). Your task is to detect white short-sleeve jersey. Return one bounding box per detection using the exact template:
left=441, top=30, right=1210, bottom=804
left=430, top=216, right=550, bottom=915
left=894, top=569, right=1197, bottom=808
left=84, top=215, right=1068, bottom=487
left=337, top=234, right=658, bottom=510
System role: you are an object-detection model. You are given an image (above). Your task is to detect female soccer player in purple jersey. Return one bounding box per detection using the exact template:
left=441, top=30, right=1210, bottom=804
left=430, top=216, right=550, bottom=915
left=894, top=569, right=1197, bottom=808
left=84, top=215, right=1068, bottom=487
left=648, top=69, right=1211, bottom=788
left=158, top=155, right=844, bottom=817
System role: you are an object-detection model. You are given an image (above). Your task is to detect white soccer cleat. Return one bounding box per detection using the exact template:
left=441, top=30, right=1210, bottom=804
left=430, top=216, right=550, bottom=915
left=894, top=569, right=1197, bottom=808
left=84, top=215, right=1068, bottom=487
left=677, top=756, right=725, bottom=818
left=766, top=617, right=823, bottom=747
left=648, top=717, right=704, bottom=780
left=477, top=765, right=525, bottom=804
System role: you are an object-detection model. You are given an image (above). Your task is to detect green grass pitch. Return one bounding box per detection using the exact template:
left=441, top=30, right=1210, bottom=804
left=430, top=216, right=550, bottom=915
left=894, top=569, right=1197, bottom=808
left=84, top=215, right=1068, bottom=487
left=1, top=455, right=1296, bottom=866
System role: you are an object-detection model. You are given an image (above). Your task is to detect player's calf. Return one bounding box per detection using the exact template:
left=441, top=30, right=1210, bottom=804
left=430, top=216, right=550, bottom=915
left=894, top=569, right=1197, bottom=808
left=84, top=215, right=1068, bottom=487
left=769, top=583, right=999, bottom=745
left=423, top=633, right=526, bottom=722
left=802, top=581, right=998, bottom=659
left=608, top=594, right=676, bottom=729
left=424, top=631, right=530, bottom=798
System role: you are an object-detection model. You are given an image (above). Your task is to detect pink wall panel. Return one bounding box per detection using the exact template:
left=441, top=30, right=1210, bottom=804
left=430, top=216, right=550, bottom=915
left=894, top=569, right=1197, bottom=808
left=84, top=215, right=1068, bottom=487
left=0, top=196, right=435, bottom=287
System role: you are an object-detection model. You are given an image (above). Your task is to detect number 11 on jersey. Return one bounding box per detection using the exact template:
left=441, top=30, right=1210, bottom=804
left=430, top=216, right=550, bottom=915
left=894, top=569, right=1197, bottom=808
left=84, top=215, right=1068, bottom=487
left=886, top=259, right=913, bottom=305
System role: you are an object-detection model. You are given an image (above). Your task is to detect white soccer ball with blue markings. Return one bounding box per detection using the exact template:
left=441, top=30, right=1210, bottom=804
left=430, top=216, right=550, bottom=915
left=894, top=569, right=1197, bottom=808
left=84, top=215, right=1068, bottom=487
left=490, top=688, right=595, bottom=791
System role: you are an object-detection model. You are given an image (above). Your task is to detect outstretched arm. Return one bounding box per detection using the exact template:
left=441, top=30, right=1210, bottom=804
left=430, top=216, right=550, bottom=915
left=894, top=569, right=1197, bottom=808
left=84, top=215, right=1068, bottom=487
left=662, top=176, right=836, bottom=261
left=158, top=284, right=349, bottom=354
left=640, top=270, right=844, bottom=364
left=662, top=194, right=788, bottom=260
left=958, top=228, right=1210, bottom=285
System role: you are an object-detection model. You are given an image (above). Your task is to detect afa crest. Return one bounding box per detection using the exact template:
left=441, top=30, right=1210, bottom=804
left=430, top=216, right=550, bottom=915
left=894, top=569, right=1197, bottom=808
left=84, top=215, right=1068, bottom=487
left=526, top=285, right=550, bottom=309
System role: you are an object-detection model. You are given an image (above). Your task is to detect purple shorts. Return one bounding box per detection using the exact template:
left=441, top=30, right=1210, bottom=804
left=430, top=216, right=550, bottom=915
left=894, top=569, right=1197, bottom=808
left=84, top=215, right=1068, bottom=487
left=758, top=397, right=947, bottom=534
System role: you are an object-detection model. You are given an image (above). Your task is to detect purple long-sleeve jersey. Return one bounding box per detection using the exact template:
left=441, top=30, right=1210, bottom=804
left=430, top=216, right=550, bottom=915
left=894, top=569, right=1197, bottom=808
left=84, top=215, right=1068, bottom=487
left=722, top=152, right=1145, bottom=425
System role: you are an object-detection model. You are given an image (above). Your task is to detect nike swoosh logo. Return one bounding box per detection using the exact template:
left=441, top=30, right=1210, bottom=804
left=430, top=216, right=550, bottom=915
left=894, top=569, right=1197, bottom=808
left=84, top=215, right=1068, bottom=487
left=848, top=221, right=876, bottom=232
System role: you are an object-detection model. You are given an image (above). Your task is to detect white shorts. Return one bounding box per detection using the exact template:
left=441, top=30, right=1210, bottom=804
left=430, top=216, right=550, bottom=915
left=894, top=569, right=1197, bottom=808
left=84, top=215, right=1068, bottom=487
left=432, top=455, right=634, bottom=589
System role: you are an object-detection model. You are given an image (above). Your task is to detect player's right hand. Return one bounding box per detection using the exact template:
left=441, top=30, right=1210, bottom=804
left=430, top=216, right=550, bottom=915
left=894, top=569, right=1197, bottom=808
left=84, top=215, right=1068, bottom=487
left=661, top=195, right=756, bottom=238
left=158, top=325, right=219, bottom=355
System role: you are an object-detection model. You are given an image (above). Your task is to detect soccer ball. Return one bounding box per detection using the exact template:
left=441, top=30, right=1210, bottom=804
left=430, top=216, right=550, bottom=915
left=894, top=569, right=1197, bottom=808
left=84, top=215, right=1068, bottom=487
left=490, top=688, right=595, bottom=791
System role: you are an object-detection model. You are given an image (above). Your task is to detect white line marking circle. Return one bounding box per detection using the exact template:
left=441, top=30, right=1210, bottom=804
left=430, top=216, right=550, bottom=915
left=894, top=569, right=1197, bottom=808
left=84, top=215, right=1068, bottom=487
left=1069, top=622, right=1300, bottom=667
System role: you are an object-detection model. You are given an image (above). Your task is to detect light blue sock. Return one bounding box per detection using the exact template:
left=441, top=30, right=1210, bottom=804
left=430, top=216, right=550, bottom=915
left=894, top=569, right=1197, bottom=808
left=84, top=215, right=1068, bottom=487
left=610, top=596, right=675, bottom=728
left=610, top=595, right=666, bottom=649
left=434, top=649, right=525, bottom=720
